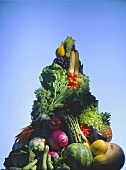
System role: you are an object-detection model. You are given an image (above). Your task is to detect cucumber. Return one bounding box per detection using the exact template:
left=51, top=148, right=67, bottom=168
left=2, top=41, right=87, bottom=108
left=47, top=154, right=54, bottom=170
left=41, top=145, right=49, bottom=170
left=22, top=159, right=38, bottom=170
left=56, top=166, right=70, bottom=170
left=31, top=165, right=37, bottom=170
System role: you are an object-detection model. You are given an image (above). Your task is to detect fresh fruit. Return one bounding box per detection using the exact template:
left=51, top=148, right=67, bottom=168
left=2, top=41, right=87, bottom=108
left=102, top=112, right=111, bottom=125
left=102, top=112, right=112, bottom=142
left=92, top=143, right=125, bottom=170
left=103, top=125, right=112, bottom=142
left=105, top=142, right=125, bottom=170
left=63, top=143, right=93, bottom=170
left=83, top=142, right=90, bottom=148
left=56, top=44, right=65, bottom=57
left=90, top=140, right=108, bottom=156
left=53, top=56, right=70, bottom=70
left=49, top=117, right=62, bottom=130
left=92, top=154, right=112, bottom=170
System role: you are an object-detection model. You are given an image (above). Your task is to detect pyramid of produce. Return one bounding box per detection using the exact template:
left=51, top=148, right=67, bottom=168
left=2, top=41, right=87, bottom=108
left=4, top=36, right=125, bottom=170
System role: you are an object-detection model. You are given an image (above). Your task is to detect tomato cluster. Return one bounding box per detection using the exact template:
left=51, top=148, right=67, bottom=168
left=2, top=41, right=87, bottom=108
left=80, top=125, right=90, bottom=137
left=67, top=73, right=78, bottom=89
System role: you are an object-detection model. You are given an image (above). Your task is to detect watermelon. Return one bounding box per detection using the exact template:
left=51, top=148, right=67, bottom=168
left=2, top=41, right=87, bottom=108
left=62, top=143, right=93, bottom=170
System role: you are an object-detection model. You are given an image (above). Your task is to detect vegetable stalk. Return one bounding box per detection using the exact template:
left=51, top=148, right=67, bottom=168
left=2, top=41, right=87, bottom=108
left=63, top=115, right=87, bottom=144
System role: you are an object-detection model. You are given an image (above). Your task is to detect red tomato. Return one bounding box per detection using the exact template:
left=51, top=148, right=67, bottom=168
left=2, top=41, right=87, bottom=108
left=80, top=125, right=90, bottom=137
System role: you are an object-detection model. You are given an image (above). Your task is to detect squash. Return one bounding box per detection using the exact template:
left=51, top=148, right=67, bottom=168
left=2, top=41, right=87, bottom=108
left=90, top=139, right=108, bottom=156
left=105, top=142, right=125, bottom=170
left=83, top=142, right=90, bottom=148
left=91, top=142, right=125, bottom=170
left=92, top=154, right=112, bottom=170
left=63, top=143, right=93, bottom=170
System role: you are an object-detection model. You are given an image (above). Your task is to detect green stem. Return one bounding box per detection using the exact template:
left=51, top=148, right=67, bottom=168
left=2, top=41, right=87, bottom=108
left=75, top=117, right=87, bottom=143
left=67, top=115, right=78, bottom=143
left=69, top=115, right=81, bottom=143
left=63, top=115, right=74, bottom=143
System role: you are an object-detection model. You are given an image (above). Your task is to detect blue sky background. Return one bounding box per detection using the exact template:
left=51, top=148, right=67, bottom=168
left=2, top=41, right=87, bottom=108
left=0, top=0, right=126, bottom=169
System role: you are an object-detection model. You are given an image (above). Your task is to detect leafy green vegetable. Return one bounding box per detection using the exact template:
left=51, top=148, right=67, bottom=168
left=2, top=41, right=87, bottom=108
left=31, top=87, right=53, bottom=122
left=80, top=106, right=104, bottom=132
left=29, top=149, right=36, bottom=163
left=62, top=36, right=75, bottom=58
left=4, top=147, right=37, bottom=169
left=31, top=64, right=74, bottom=124
left=4, top=149, right=29, bottom=168
left=39, top=63, right=68, bottom=93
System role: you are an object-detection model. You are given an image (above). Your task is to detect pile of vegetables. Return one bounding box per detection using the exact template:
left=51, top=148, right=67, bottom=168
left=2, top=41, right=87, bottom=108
left=3, top=36, right=125, bottom=170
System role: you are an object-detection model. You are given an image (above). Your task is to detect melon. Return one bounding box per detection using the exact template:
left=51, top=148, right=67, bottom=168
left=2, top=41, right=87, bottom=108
left=92, top=154, right=112, bottom=170
left=63, top=143, right=93, bottom=170
left=105, top=142, right=125, bottom=170
left=90, top=139, right=108, bottom=156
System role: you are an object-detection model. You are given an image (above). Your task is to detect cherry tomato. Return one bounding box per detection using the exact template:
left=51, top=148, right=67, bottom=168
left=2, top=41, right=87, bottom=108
left=74, top=73, right=78, bottom=78
left=80, top=125, right=90, bottom=137
left=68, top=72, right=73, bottom=78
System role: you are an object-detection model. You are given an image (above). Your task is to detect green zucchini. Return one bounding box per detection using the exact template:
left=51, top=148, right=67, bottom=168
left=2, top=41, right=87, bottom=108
left=31, top=165, right=37, bottom=170
left=22, top=159, right=38, bottom=170
left=41, top=145, right=49, bottom=170
left=47, top=154, right=54, bottom=170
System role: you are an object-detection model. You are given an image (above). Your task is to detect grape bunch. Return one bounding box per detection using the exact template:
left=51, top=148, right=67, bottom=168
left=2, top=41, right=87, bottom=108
left=53, top=56, right=70, bottom=70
